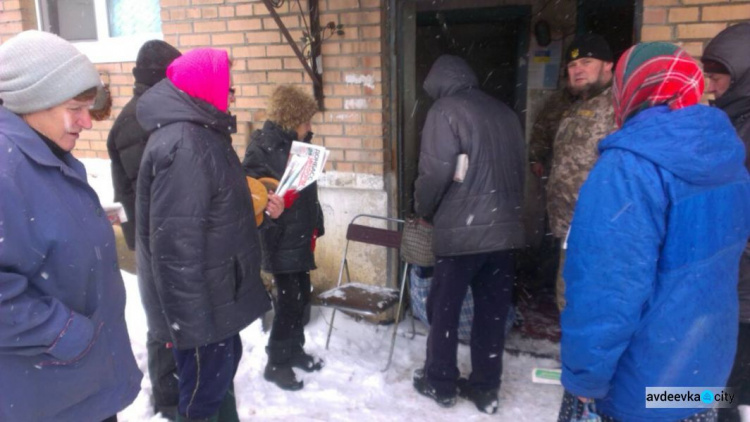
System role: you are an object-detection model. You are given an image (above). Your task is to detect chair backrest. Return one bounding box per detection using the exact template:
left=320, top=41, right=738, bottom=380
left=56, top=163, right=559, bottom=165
left=346, top=224, right=402, bottom=249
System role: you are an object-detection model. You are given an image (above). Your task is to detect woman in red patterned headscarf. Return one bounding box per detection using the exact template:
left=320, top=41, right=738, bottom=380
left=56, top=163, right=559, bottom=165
left=613, top=42, right=704, bottom=127
left=557, top=42, right=750, bottom=422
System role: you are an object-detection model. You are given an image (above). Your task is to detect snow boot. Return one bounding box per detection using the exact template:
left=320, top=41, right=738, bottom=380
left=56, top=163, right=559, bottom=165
left=175, top=413, right=218, bottom=422
left=290, top=334, right=324, bottom=372
left=263, top=363, right=303, bottom=391
left=264, top=340, right=303, bottom=391
left=412, top=368, right=457, bottom=408
left=289, top=349, right=324, bottom=372
left=457, top=378, right=499, bottom=414
left=216, top=385, right=239, bottom=422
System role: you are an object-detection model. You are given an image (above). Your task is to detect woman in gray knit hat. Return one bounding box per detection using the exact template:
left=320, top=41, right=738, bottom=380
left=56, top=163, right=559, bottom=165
left=0, top=30, right=142, bottom=422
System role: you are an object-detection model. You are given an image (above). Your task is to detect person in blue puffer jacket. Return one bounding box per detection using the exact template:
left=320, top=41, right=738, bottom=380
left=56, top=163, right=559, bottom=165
left=0, top=31, right=142, bottom=422
left=558, top=42, right=750, bottom=422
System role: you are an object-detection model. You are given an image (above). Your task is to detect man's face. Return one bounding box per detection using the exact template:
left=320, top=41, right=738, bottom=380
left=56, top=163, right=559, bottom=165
left=23, top=98, right=94, bottom=151
left=706, top=73, right=732, bottom=99
left=567, top=58, right=613, bottom=96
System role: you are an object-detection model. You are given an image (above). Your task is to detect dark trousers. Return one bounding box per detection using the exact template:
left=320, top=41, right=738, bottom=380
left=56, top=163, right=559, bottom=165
left=172, top=334, right=242, bottom=420
left=424, top=251, right=515, bottom=396
left=719, top=322, right=750, bottom=422
left=147, top=331, right=179, bottom=418
left=269, top=272, right=311, bottom=342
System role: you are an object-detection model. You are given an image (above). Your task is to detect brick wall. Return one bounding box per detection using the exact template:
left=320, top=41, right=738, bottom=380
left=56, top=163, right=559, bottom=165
left=0, top=0, right=387, bottom=172
left=641, top=0, right=750, bottom=58
left=129, top=0, right=386, bottom=174
left=0, top=0, right=25, bottom=43
left=79, top=63, right=135, bottom=159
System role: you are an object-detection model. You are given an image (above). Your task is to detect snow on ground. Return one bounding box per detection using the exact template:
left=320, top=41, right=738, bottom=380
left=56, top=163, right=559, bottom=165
left=81, top=158, right=564, bottom=421
left=118, top=271, right=563, bottom=422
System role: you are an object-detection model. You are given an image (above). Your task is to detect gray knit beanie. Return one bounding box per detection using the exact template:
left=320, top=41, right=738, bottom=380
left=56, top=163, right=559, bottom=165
left=0, top=30, right=101, bottom=114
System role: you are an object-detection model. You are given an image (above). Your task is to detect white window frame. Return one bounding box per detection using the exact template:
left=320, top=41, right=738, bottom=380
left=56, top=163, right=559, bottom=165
left=35, top=0, right=163, bottom=64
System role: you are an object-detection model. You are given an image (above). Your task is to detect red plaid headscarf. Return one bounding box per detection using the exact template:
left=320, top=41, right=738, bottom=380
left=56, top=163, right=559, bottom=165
left=613, top=42, right=704, bottom=127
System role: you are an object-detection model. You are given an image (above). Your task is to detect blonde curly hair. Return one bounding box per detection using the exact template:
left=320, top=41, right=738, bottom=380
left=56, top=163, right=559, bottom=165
left=266, top=85, right=318, bottom=132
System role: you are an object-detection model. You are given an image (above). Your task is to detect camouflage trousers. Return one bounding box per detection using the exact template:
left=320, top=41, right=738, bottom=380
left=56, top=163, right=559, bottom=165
left=556, top=248, right=567, bottom=312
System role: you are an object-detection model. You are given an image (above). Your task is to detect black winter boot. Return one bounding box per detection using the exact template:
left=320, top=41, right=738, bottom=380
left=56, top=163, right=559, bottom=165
left=457, top=378, right=499, bottom=414
left=412, top=369, right=457, bottom=408
left=289, top=350, right=324, bottom=372
left=175, top=413, right=218, bottom=422
left=217, top=385, right=239, bottom=422
left=289, top=333, right=324, bottom=372
left=264, top=340, right=303, bottom=391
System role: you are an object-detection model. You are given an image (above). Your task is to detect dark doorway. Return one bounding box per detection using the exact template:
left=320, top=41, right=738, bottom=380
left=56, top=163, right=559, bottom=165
left=577, top=0, right=637, bottom=63
left=388, top=0, right=640, bottom=347
left=398, top=5, right=531, bottom=216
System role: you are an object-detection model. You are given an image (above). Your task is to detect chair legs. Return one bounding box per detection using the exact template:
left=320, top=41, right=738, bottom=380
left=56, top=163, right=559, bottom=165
left=382, top=263, right=411, bottom=372
left=325, top=308, right=337, bottom=350
left=324, top=262, right=412, bottom=371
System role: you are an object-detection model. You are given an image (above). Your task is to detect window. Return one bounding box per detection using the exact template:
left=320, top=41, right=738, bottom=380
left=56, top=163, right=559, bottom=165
left=36, top=0, right=163, bottom=63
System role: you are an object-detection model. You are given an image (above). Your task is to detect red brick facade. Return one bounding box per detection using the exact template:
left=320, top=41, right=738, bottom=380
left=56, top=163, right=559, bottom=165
left=2, top=0, right=749, bottom=165
left=1, top=0, right=387, bottom=173
left=641, top=0, right=750, bottom=58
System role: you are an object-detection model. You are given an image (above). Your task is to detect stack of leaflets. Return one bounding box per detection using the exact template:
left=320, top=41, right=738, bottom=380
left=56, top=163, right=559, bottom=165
left=275, top=141, right=330, bottom=196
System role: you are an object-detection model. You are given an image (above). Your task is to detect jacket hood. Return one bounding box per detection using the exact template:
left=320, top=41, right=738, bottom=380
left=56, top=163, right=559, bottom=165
left=703, top=23, right=750, bottom=119
left=423, top=55, right=478, bottom=100
left=167, top=48, right=230, bottom=112
left=600, top=105, right=747, bottom=186
left=136, top=79, right=236, bottom=136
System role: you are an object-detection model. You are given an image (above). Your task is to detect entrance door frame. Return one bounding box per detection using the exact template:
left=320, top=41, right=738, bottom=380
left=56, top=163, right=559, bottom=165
left=387, top=1, right=531, bottom=218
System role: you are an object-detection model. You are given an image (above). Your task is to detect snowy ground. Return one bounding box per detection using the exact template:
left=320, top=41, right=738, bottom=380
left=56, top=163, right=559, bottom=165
left=117, top=271, right=564, bottom=422
left=81, top=158, right=564, bottom=421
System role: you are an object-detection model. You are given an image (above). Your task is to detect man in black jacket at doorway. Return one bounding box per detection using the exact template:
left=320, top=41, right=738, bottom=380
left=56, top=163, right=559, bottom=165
left=412, top=55, right=525, bottom=415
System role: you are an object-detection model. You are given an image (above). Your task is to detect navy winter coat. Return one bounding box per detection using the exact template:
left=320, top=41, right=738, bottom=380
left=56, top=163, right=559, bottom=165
left=0, top=107, right=142, bottom=421
left=136, top=80, right=271, bottom=349
left=561, top=105, right=750, bottom=421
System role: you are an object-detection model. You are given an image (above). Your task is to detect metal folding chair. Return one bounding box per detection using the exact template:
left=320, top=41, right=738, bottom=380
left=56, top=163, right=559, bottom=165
left=317, top=214, right=412, bottom=371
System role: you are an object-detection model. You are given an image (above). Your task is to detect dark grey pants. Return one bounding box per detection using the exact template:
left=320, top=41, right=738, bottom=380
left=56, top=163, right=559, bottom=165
left=423, top=250, right=515, bottom=396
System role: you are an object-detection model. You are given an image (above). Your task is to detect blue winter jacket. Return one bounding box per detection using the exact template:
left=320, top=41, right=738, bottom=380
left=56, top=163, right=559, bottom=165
left=0, top=107, right=142, bottom=421
left=561, top=105, right=750, bottom=422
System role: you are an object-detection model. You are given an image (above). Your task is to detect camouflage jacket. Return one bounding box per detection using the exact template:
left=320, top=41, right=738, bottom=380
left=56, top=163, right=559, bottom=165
left=547, top=84, right=616, bottom=238
left=528, top=89, right=575, bottom=168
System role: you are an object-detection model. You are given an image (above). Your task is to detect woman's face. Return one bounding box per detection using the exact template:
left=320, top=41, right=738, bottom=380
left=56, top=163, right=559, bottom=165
left=23, top=98, right=95, bottom=151
left=295, top=121, right=312, bottom=141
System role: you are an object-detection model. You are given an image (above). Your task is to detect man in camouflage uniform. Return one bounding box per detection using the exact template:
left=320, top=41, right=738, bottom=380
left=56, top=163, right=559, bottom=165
left=529, top=89, right=575, bottom=178
left=546, top=34, right=617, bottom=311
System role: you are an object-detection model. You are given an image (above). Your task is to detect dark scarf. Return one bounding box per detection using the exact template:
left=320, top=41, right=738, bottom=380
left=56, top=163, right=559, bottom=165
left=33, top=129, right=67, bottom=160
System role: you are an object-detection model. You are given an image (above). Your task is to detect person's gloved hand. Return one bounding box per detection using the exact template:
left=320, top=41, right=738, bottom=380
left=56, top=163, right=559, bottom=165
left=283, top=189, right=299, bottom=209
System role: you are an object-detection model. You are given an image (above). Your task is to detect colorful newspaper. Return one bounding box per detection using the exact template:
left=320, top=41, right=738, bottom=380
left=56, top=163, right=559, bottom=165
left=275, top=141, right=330, bottom=196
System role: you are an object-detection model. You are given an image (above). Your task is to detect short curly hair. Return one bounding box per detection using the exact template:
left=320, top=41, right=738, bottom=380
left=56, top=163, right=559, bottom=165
left=266, top=85, right=318, bottom=132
